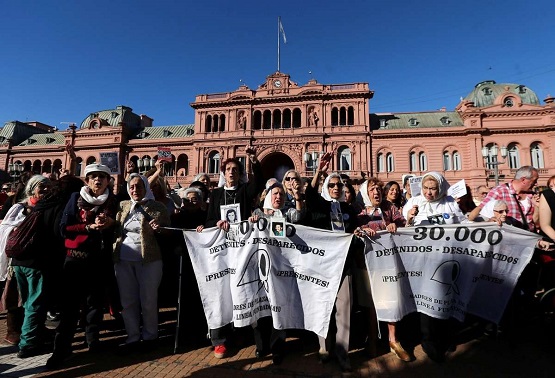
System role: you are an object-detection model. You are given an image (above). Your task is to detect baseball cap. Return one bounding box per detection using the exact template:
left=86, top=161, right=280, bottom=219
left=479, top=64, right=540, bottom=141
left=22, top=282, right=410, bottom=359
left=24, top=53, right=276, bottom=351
left=84, top=163, right=112, bottom=177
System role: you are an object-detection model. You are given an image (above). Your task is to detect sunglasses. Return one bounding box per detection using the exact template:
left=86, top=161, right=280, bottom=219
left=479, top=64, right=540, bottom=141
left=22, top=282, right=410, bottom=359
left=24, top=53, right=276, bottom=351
left=89, top=173, right=108, bottom=179
left=328, top=182, right=344, bottom=189
left=284, top=176, right=297, bottom=181
left=493, top=209, right=508, bottom=214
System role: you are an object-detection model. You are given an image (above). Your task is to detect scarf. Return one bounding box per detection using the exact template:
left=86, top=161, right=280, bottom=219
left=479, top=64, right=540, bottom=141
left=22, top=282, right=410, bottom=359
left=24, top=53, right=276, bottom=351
left=78, top=186, right=110, bottom=207
left=127, top=174, right=155, bottom=211
left=321, top=173, right=345, bottom=215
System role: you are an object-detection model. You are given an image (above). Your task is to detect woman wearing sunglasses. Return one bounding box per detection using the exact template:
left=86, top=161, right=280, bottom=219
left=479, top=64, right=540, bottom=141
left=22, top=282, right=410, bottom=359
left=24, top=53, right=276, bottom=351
left=281, top=169, right=304, bottom=212
left=303, top=152, right=357, bottom=372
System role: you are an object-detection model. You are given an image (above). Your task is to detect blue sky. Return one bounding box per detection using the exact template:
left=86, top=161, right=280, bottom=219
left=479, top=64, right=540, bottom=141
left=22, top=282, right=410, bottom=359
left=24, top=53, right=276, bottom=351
left=1, top=0, right=554, bottom=129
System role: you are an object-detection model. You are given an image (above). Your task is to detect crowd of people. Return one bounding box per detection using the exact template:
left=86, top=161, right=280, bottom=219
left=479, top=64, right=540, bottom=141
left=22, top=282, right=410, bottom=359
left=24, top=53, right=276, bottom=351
left=0, top=147, right=553, bottom=372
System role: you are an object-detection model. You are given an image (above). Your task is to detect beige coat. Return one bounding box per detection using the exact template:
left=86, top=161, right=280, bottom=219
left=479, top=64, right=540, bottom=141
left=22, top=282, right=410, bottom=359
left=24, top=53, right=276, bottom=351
left=113, top=200, right=171, bottom=264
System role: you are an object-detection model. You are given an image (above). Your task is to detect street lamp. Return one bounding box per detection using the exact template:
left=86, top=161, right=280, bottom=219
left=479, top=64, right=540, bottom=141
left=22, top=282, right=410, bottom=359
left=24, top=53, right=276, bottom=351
left=304, top=151, right=321, bottom=174
left=481, top=145, right=508, bottom=186
left=136, top=156, right=155, bottom=174
left=8, top=162, right=24, bottom=184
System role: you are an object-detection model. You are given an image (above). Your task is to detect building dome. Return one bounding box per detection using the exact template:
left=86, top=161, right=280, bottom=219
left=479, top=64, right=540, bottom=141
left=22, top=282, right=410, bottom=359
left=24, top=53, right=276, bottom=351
left=464, top=80, right=540, bottom=107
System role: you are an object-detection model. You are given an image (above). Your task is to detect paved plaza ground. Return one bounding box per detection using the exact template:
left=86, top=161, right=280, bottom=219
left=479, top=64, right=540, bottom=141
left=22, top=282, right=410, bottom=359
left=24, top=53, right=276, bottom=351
left=1, top=307, right=554, bottom=378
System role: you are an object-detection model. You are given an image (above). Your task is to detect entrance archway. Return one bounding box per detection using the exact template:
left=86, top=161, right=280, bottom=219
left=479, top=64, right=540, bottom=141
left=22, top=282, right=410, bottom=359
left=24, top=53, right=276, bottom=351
left=260, top=152, right=295, bottom=181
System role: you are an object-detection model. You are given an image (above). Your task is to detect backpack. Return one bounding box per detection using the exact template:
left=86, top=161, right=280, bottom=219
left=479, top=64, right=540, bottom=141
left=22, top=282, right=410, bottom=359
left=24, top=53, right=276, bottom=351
left=5, top=209, right=43, bottom=260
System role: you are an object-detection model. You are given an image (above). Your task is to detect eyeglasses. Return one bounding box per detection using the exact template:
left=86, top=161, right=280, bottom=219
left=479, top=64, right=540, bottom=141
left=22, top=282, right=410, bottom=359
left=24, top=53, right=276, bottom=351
left=1, top=187, right=8, bottom=191
left=328, top=182, right=344, bottom=189
left=89, top=173, right=108, bottom=179
left=284, top=176, right=297, bottom=181
left=493, top=209, right=508, bottom=214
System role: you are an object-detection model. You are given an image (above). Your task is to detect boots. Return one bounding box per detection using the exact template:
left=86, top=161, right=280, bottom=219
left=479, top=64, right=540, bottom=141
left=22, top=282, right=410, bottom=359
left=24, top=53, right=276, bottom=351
left=5, top=307, right=24, bottom=345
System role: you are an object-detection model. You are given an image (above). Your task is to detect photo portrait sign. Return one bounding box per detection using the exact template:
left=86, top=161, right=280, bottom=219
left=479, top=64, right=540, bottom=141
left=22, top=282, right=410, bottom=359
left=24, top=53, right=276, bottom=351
left=99, top=152, right=119, bottom=174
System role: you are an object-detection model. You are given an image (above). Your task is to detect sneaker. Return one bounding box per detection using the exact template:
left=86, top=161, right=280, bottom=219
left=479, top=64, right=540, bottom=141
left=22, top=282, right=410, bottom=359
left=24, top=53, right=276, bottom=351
left=46, top=351, right=73, bottom=370
left=389, top=341, right=411, bottom=362
left=214, top=344, right=226, bottom=359
left=17, top=346, right=42, bottom=358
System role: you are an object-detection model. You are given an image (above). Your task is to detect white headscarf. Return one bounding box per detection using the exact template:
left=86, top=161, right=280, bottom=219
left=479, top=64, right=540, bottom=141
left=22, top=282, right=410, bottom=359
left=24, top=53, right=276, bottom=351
left=320, top=173, right=345, bottom=202
left=127, top=173, right=155, bottom=210
left=263, top=183, right=285, bottom=211
left=359, top=180, right=372, bottom=207
left=421, top=171, right=449, bottom=203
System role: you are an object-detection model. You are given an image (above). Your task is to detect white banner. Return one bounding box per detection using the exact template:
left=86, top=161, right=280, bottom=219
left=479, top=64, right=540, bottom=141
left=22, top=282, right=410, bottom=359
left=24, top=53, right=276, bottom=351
left=364, top=223, right=539, bottom=324
left=183, top=221, right=353, bottom=338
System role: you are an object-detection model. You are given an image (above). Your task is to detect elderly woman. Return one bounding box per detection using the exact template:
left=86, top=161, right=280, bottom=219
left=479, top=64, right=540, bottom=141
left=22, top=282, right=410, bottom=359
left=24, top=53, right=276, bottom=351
left=193, top=172, right=211, bottom=190
left=356, top=178, right=409, bottom=361
left=281, top=169, right=304, bottom=212
left=304, top=153, right=357, bottom=372
left=9, top=175, right=51, bottom=358
left=249, top=182, right=304, bottom=363
left=47, top=164, right=117, bottom=370
left=402, top=172, right=466, bottom=363
left=113, top=174, right=170, bottom=352
left=200, top=145, right=264, bottom=359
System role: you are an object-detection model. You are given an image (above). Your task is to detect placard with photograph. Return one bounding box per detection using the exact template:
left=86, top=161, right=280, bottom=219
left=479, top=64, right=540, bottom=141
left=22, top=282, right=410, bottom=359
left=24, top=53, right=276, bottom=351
left=99, top=152, right=119, bottom=174
left=220, top=203, right=241, bottom=223
left=271, top=217, right=286, bottom=239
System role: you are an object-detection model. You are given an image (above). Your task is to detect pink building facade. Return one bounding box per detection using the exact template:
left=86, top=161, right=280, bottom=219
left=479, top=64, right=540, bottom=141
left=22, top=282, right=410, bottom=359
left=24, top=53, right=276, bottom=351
left=1, top=74, right=554, bottom=194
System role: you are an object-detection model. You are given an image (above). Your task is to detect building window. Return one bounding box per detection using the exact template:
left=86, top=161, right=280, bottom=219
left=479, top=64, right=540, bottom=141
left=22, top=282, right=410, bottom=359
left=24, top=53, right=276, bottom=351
left=408, top=118, right=418, bottom=127
left=208, top=152, right=220, bottom=174
left=530, top=143, right=545, bottom=169
left=443, top=151, right=451, bottom=171
left=377, top=153, right=384, bottom=173
left=409, top=152, right=417, bottom=172
left=507, top=144, right=520, bottom=169
left=419, top=152, right=427, bottom=171
left=331, top=107, right=338, bottom=126
left=440, top=117, right=450, bottom=125
left=386, top=153, right=394, bottom=172
left=379, top=119, right=386, bottom=128
left=484, top=143, right=496, bottom=169
left=482, top=87, right=492, bottom=95
left=453, top=151, right=461, bottom=171
left=503, top=97, right=514, bottom=107
left=517, top=85, right=526, bottom=94
left=347, top=106, right=355, bottom=125
left=338, top=146, right=351, bottom=171
left=75, top=157, right=83, bottom=176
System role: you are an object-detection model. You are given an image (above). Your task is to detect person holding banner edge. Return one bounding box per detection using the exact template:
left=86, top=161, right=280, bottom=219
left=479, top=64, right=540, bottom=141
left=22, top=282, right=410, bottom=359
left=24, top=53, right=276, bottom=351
left=198, top=145, right=265, bottom=359
left=356, top=177, right=411, bottom=361
left=304, top=152, right=358, bottom=372
left=248, top=181, right=303, bottom=364
left=402, top=171, right=467, bottom=363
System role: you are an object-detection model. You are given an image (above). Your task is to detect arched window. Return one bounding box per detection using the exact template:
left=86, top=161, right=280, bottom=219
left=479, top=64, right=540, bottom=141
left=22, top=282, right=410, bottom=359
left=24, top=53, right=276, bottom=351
left=530, top=143, right=545, bottom=169
left=283, top=109, right=292, bottom=128
left=452, top=151, right=461, bottom=171
left=386, top=153, right=394, bottom=172
left=176, top=154, right=189, bottom=176
left=86, top=156, right=96, bottom=165
left=339, top=107, right=347, bottom=126
left=419, top=152, right=427, bottom=171
left=208, top=151, right=220, bottom=174
left=484, top=143, right=496, bottom=169
left=32, top=160, right=41, bottom=174
left=165, top=154, right=176, bottom=176
left=377, top=153, right=384, bottom=173
left=337, top=146, right=351, bottom=171
left=507, top=143, right=520, bottom=169
left=409, top=152, right=417, bottom=172
left=273, top=109, right=281, bottom=129
left=253, top=110, right=262, bottom=130
left=53, top=159, right=63, bottom=175
left=347, top=106, right=355, bottom=125
left=443, top=151, right=451, bottom=171
left=219, top=115, right=225, bottom=132
left=75, top=157, right=83, bottom=176
left=213, top=115, right=219, bottom=133
left=42, top=159, right=52, bottom=174
left=205, top=115, right=212, bottom=132
left=292, top=108, right=302, bottom=128
left=263, top=110, right=272, bottom=129
left=331, top=107, right=338, bottom=126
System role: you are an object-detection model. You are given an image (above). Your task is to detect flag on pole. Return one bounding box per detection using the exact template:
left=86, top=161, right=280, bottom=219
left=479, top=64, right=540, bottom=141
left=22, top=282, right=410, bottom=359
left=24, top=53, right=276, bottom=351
left=279, top=19, right=287, bottom=44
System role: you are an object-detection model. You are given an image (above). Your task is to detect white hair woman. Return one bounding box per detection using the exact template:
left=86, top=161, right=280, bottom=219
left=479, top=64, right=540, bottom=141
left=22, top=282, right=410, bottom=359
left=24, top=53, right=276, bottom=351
left=9, top=175, right=51, bottom=358
left=113, top=174, right=170, bottom=353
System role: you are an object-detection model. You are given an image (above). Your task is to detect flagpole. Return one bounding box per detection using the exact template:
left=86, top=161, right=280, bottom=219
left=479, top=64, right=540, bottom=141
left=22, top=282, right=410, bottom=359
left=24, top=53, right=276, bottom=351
left=277, top=16, right=281, bottom=72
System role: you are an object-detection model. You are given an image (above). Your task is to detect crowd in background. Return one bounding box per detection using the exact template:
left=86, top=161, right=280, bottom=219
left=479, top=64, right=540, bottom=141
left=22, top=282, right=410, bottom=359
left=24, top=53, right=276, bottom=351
left=0, top=147, right=553, bottom=372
